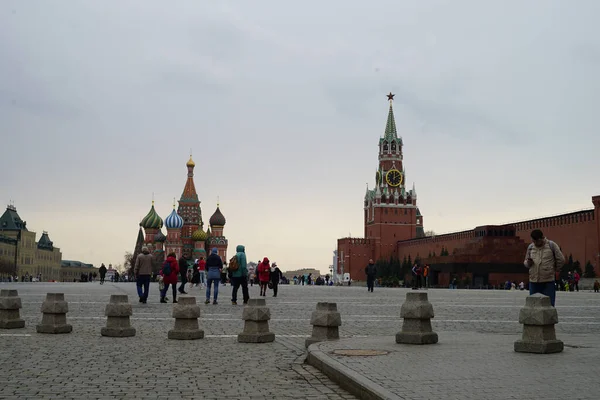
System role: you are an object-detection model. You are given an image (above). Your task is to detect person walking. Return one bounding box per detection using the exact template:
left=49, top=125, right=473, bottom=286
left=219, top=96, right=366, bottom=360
left=257, top=257, right=271, bottom=296
left=423, top=264, right=430, bottom=289
left=98, top=264, right=107, bottom=285
left=160, top=252, right=180, bottom=304
left=573, top=271, right=581, bottom=292
left=231, top=245, right=250, bottom=305
left=365, top=259, right=376, bottom=292
left=134, top=246, right=153, bottom=303
left=198, top=256, right=206, bottom=288
left=178, top=254, right=189, bottom=295
left=270, top=262, right=282, bottom=297
left=524, top=229, right=565, bottom=307
left=205, top=248, right=223, bottom=304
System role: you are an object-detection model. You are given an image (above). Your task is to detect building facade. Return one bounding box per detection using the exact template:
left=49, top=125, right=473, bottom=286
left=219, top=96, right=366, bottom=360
left=337, top=94, right=600, bottom=286
left=137, top=156, right=228, bottom=271
left=0, top=205, right=96, bottom=281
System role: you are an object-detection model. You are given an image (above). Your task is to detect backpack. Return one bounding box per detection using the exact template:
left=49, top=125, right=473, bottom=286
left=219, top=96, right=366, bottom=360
left=162, top=260, right=171, bottom=276
left=228, top=255, right=239, bottom=272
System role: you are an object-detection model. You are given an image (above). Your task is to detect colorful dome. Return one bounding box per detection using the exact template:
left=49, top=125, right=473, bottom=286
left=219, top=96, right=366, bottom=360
left=165, top=208, right=184, bottom=229
left=186, top=155, right=195, bottom=168
left=191, top=228, right=208, bottom=242
left=140, top=202, right=163, bottom=229
left=155, top=230, right=166, bottom=242
left=209, top=206, right=226, bottom=226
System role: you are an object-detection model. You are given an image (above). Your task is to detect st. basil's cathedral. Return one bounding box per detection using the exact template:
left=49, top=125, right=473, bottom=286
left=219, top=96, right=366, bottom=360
left=135, top=156, right=228, bottom=268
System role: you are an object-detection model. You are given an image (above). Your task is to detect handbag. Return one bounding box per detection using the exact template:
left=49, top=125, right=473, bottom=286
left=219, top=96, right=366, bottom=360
left=268, top=282, right=273, bottom=289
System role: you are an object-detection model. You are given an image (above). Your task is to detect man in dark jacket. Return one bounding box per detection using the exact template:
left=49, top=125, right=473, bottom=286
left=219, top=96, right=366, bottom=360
left=98, top=264, right=107, bottom=285
left=270, top=262, right=283, bottom=297
left=178, top=254, right=189, bottom=294
left=365, top=259, right=376, bottom=292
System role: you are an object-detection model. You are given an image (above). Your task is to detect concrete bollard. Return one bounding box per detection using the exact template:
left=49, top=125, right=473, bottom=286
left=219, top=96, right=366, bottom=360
left=396, top=292, right=438, bottom=345
left=305, top=302, right=341, bottom=348
left=36, top=293, right=73, bottom=334
left=101, top=295, right=136, bottom=337
left=238, top=298, right=275, bottom=343
left=0, top=290, right=25, bottom=329
left=514, top=293, right=563, bottom=354
left=168, top=296, right=204, bottom=340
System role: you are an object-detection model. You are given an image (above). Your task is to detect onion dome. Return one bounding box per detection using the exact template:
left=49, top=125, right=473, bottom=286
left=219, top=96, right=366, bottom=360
left=155, top=230, right=166, bottom=243
left=209, top=206, right=226, bottom=226
left=140, top=202, right=163, bottom=229
left=191, top=228, right=208, bottom=242
left=165, top=208, right=184, bottom=229
left=186, top=155, right=195, bottom=168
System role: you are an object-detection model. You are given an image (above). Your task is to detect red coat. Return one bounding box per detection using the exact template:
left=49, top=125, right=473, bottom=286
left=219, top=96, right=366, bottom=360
left=258, top=260, right=271, bottom=283
left=162, top=256, right=179, bottom=285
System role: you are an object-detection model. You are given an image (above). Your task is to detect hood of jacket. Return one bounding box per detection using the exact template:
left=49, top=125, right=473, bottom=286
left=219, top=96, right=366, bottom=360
left=236, top=245, right=245, bottom=253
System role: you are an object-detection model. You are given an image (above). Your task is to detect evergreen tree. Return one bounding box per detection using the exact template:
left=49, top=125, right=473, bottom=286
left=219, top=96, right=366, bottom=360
left=573, top=260, right=582, bottom=275
left=428, top=251, right=432, bottom=258
left=584, top=261, right=596, bottom=278
left=432, top=251, right=436, bottom=257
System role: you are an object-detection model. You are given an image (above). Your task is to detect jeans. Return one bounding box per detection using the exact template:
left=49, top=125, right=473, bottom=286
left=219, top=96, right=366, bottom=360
left=161, top=283, right=177, bottom=301
left=272, top=281, right=279, bottom=296
left=206, top=278, right=220, bottom=301
left=529, top=281, right=556, bottom=307
left=199, top=271, right=206, bottom=285
left=231, top=276, right=249, bottom=303
left=366, top=276, right=375, bottom=292
left=136, top=275, right=151, bottom=300
left=178, top=273, right=187, bottom=292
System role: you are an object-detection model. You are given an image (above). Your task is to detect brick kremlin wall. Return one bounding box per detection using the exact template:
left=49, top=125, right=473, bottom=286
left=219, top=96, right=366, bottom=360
left=397, top=196, right=600, bottom=280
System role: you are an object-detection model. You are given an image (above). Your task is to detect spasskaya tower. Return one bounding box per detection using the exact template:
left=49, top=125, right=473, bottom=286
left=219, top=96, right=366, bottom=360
left=337, top=93, right=424, bottom=278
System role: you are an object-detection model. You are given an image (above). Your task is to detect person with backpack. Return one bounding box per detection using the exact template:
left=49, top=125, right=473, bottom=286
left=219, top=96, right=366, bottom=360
left=160, top=252, right=180, bottom=303
left=134, top=246, right=153, bottom=303
left=270, top=262, right=282, bottom=297
left=524, top=229, right=565, bottom=307
left=230, top=245, right=249, bottom=305
left=205, top=248, right=223, bottom=305
left=365, top=259, right=376, bottom=292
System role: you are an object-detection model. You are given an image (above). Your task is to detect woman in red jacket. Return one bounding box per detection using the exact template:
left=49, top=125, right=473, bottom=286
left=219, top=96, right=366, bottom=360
left=160, top=252, right=180, bottom=303
left=258, top=257, right=271, bottom=297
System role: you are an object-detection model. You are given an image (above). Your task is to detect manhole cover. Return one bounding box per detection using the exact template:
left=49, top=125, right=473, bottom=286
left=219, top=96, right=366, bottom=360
left=332, top=349, right=389, bottom=357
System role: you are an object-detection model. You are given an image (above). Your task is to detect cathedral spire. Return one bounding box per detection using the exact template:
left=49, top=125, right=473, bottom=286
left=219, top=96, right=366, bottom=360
left=181, top=156, right=199, bottom=202
left=384, top=92, right=398, bottom=141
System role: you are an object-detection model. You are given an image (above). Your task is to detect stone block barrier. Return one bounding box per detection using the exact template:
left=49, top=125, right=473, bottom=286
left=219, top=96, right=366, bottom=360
left=238, top=298, right=275, bottom=343
left=514, top=293, right=563, bottom=354
left=396, top=292, right=438, bottom=345
left=168, top=296, right=204, bottom=340
left=36, top=293, right=73, bottom=334
left=305, top=302, right=341, bottom=348
left=0, top=289, right=25, bottom=329
left=101, top=295, right=136, bottom=337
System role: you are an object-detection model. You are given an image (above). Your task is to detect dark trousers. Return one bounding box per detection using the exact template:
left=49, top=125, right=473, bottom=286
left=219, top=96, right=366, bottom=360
left=272, top=282, right=279, bottom=296
left=413, top=275, right=422, bottom=289
left=136, top=275, right=150, bottom=300
left=100, top=275, right=106, bottom=284
left=161, top=283, right=177, bottom=301
left=367, top=276, right=375, bottom=292
left=178, top=273, right=187, bottom=292
left=231, top=276, right=249, bottom=303
left=529, top=281, right=556, bottom=307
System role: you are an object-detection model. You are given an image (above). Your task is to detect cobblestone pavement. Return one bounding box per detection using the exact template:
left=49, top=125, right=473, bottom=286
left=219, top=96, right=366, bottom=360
left=1, top=282, right=599, bottom=399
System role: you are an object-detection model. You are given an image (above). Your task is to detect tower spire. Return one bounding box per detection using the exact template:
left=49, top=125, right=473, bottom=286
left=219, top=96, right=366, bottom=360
left=384, top=92, right=398, bottom=141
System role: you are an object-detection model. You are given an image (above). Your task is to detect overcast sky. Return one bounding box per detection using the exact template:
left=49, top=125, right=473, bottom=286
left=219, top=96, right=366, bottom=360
left=1, top=0, right=599, bottom=273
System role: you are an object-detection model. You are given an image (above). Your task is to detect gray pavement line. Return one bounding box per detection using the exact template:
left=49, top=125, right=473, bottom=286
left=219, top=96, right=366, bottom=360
left=0, top=334, right=31, bottom=337
left=307, top=345, right=402, bottom=400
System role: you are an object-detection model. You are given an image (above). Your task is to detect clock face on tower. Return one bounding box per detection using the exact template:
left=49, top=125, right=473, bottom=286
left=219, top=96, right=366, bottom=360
left=385, top=169, right=403, bottom=187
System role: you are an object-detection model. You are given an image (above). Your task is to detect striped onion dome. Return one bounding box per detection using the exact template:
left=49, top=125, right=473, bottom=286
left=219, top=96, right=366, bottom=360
left=191, top=228, right=208, bottom=242
left=154, top=230, right=166, bottom=243
left=165, top=208, right=184, bottom=229
left=140, top=202, right=163, bottom=229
